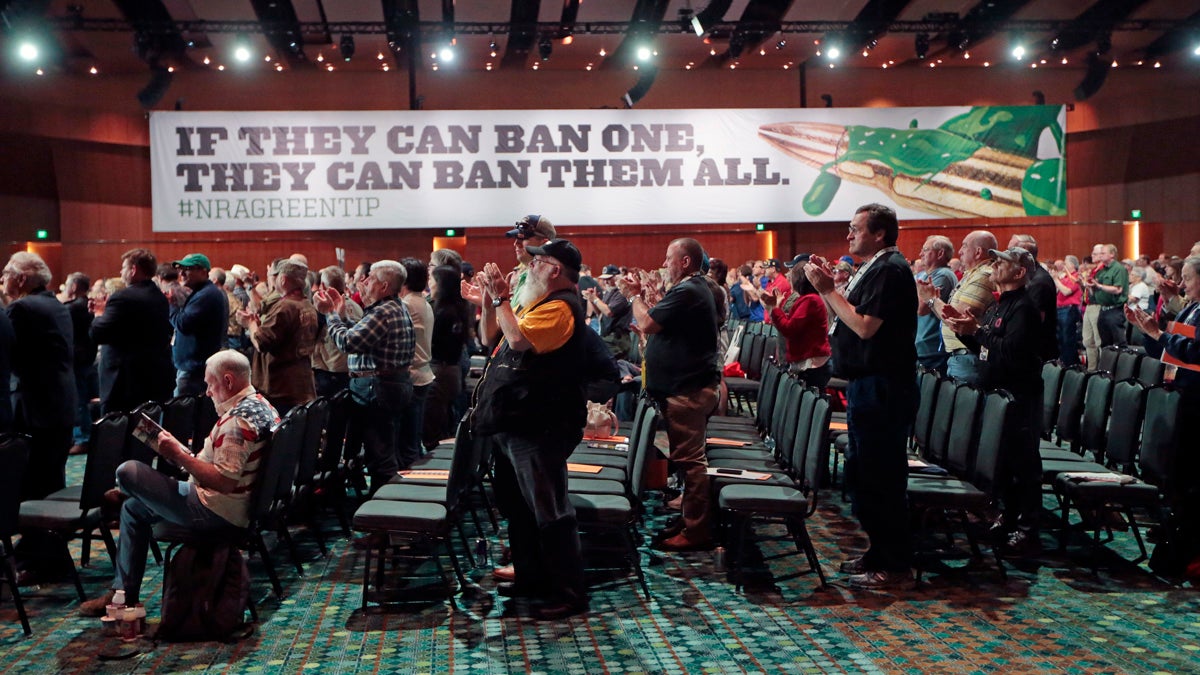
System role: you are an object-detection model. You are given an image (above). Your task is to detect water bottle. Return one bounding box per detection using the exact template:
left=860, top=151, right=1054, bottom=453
left=474, top=537, right=489, bottom=566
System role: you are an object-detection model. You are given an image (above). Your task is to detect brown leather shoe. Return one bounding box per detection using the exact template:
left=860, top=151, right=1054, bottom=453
left=491, top=564, right=516, bottom=582
left=79, top=590, right=116, bottom=617
left=68, top=444, right=88, bottom=456
left=653, top=533, right=714, bottom=552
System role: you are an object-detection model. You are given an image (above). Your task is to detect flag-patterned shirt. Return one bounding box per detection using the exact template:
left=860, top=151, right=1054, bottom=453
left=192, top=385, right=279, bottom=528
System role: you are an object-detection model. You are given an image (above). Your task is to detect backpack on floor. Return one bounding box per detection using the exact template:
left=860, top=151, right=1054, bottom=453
left=156, top=543, right=251, bottom=642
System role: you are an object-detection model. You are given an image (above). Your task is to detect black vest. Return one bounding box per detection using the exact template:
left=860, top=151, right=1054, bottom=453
left=470, top=288, right=588, bottom=438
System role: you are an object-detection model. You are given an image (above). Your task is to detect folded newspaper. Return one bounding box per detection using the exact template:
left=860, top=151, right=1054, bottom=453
left=130, top=412, right=164, bottom=453
left=1060, top=472, right=1137, bottom=484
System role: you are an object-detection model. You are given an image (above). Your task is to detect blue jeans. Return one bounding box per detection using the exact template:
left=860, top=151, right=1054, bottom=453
left=73, top=365, right=98, bottom=444
left=175, top=368, right=206, bottom=397
left=350, top=374, right=412, bottom=493
left=947, top=352, right=982, bottom=386
left=113, top=460, right=236, bottom=603
left=845, top=374, right=915, bottom=572
left=492, top=431, right=585, bottom=605
left=1056, top=306, right=1081, bottom=366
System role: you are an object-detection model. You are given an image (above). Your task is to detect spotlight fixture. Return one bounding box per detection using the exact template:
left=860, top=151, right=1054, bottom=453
left=562, top=34, right=574, bottom=46
left=691, top=14, right=704, bottom=37
left=636, top=45, right=653, bottom=62
left=826, top=46, right=841, bottom=61
left=439, top=45, right=455, bottom=62
left=18, top=41, right=39, bottom=62
left=538, top=36, right=552, bottom=61
left=820, top=94, right=833, bottom=108
left=914, top=33, right=930, bottom=60
left=1011, top=43, right=1027, bottom=60
left=339, top=34, right=355, bottom=62
left=234, top=45, right=251, bottom=62
left=776, top=40, right=786, bottom=50
left=489, top=40, right=498, bottom=57
left=1096, top=33, right=1111, bottom=55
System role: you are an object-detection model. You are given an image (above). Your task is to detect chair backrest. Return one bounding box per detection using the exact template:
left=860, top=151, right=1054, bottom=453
left=771, top=377, right=805, bottom=462
left=736, top=330, right=757, bottom=373
left=0, top=433, right=31, bottom=538
left=269, top=406, right=307, bottom=504
left=319, top=389, right=352, bottom=474
left=925, top=379, right=958, bottom=464
left=1054, top=367, right=1093, bottom=448
left=1041, top=362, right=1065, bottom=439
left=970, top=391, right=1013, bottom=495
left=944, top=384, right=982, bottom=478
left=1113, top=349, right=1142, bottom=383
left=801, top=395, right=832, bottom=507
left=744, top=334, right=767, bottom=380
left=754, top=359, right=784, bottom=431
left=296, top=397, right=330, bottom=487
left=912, top=369, right=941, bottom=452
left=767, top=375, right=799, bottom=446
left=79, top=412, right=131, bottom=511
left=1138, top=386, right=1182, bottom=494
left=760, top=336, right=781, bottom=370
left=248, top=411, right=298, bottom=525
left=760, top=366, right=789, bottom=434
left=1097, top=346, right=1121, bottom=374
left=1078, top=373, right=1114, bottom=460
left=1104, top=379, right=1146, bottom=470
left=443, top=420, right=477, bottom=513
left=161, top=395, right=198, bottom=450
left=192, top=396, right=219, bottom=452
left=786, top=386, right=819, bottom=472
left=627, top=406, right=660, bottom=501
left=126, top=401, right=164, bottom=466
left=1137, top=356, right=1165, bottom=386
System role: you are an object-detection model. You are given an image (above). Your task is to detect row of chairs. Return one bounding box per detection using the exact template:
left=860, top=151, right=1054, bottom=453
left=1094, top=345, right=1165, bottom=386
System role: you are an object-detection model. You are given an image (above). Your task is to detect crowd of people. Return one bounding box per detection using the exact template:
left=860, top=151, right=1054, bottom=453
left=3, top=208, right=1197, bottom=621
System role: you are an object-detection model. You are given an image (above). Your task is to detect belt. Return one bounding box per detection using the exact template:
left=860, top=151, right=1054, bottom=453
left=949, top=348, right=972, bottom=356
left=350, top=369, right=402, bottom=379
left=1099, top=304, right=1123, bottom=310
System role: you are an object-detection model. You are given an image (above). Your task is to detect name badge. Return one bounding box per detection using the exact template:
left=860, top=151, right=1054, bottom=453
left=979, top=346, right=989, bottom=362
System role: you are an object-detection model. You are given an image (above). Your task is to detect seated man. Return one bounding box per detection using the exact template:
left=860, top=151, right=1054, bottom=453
left=80, top=349, right=279, bottom=615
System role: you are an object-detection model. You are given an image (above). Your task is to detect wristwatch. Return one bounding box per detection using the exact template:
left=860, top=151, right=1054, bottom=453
left=925, top=298, right=937, bottom=310
left=492, top=295, right=510, bottom=307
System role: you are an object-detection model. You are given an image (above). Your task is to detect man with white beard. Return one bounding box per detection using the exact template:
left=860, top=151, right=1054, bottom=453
left=471, top=239, right=589, bottom=621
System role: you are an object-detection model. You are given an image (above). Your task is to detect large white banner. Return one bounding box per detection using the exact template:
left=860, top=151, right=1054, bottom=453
left=150, top=106, right=1065, bottom=232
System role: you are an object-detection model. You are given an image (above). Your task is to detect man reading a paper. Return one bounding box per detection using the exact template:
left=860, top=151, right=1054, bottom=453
left=80, top=349, right=279, bottom=616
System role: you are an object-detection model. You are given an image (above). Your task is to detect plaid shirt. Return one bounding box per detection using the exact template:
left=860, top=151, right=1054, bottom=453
left=325, top=294, right=414, bottom=375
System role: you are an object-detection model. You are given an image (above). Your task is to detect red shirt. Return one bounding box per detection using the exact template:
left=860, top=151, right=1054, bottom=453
left=769, top=292, right=831, bottom=364
left=762, top=274, right=792, bottom=325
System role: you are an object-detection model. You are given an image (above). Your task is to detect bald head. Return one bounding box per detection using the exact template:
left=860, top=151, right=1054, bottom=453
left=960, top=230, right=998, bottom=269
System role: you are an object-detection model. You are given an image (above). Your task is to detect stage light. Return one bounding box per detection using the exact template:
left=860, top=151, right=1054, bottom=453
left=1011, top=43, right=1026, bottom=60
left=439, top=45, right=455, bottom=62
left=18, top=41, right=38, bottom=62
left=826, top=46, right=841, bottom=61
left=915, top=34, right=930, bottom=60
left=234, top=45, right=251, bottom=62
left=340, top=35, right=355, bottom=61
left=636, top=45, right=653, bottom=62
left=538, top=36, right=552, bottom=61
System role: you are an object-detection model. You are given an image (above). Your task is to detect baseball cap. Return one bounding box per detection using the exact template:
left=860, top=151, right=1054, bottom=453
left=598, top=264, right=620, bottom=279
left=505, top=214, right=556, bottom=240
left=763, top=258, right=781, bottom=269
left=839, top=255, right=855, bottom=266
left=172, top=253, right=212, bottom=270
left=783, top=254, right=812, bottom=269
left=525, top=239, right=582, bottom=282
left=988, top=247, right=1037, bottom=276
left=228, top=263, right=250, bottom=281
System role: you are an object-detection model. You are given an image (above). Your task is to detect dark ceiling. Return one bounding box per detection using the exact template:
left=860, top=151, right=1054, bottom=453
left=1, top=0, right=1197, bottom=77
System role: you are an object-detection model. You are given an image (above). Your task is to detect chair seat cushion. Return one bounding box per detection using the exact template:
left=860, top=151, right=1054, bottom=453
left=718, top=484, right=809, bottom=514
left=710, top=472, right=794, bottom=491
left=408, top=457, right=453, bottom=471
left=566, top=452, right=628, bottom=469
left=907, top=476, right=989, bottom=508
left=1042, top=459, right=1109, bottom=482
left=709, top=457, right=782, bottom=472
left=19, top=501, right=98, bottom=529
left=374, top=483, right=448, bottom=503
left=725, top=377, right=759, bottom=394
left=568, top=465, right=625, bottom=482
left=46, top=485, right=83, bottom=502
left=353, top=500, right=447, bottom=532
left=568, top=477, right=625, bottom=495
left=568, top=493, right=632, bottom=525
left=1055, top=475, right=1160, bottom=504
left=1039, top=447, right=1089, bottom=462
left=706, top=447, right=771, bottom=462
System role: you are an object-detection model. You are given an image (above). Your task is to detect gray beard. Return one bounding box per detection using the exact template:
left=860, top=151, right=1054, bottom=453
left=516, top=273, right=549, bottom=309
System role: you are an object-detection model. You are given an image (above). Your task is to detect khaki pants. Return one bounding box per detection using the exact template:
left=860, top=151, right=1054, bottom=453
left=1081, top=304, right=1102, bottom=370
left=661, top=385, right=720, bottom=540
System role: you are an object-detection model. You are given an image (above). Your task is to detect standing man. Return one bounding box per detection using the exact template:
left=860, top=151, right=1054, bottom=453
left=79, top=350, right=278, bottom=615
left=805, top=204, right=917, bottom=589
left=584, top=265, right=633, bottom=360
left=63, top=272, right=97, bottom=454
left=398, top=258, right=435, bottom=470
left=913, top=236, right=957, bottom=374
left=90, top=248, right=175, bottom=414
left=1052, top=257, right=1084, bottom=366
left=472, top=239, right=589, bottom=620
left=1009, top=234, right=1059, bottom=362
left=927, top=230, right=998, bottom=385
left=945, top=248, right=1045, bottom=556
left=504, top=214, right=556, bottom=307
left=1081, top=243, right=1129, bottom=369
left=618, top=238, right=721, bottom=551
left=242, top=260, right=318, bottom=416
left=313, top=260, right=414, bottom=495
left=170, top=253, right=229, bottom=396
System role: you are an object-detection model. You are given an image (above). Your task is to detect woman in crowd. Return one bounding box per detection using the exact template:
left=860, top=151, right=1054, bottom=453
left=760, top=255, right=831, bottom=388
left=423, top=264, right=473, bottom=449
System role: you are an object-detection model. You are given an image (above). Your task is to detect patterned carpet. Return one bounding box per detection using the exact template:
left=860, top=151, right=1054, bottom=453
left=3, top=454, right=1200, bottom=674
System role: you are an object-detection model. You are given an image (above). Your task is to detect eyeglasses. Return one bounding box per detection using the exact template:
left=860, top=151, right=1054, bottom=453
left=530, top=257, right=560, bottom=270
left=848, top=224, right=865, bottom=235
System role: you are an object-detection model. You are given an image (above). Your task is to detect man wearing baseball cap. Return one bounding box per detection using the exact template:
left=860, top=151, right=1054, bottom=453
left=472, top=238, right=589, bottom=620
left=584, top=264, right=633, bottom=360
left=944, top=246, right=1044, bottom=557
left=170, top=253, right=229, bottom=396
left=504, top=215, right=556, bottom=308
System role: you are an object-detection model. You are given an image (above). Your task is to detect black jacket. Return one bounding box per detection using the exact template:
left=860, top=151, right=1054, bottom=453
left=8, top=288, right=76, bottom=428
left=90, top=279, right=175, bottom=413
left=960, top=286, right=1043, bottom=400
